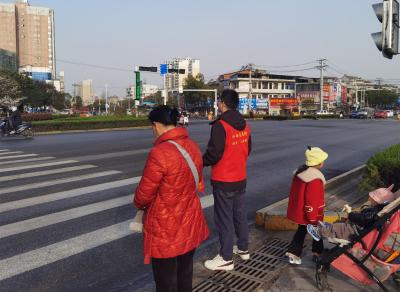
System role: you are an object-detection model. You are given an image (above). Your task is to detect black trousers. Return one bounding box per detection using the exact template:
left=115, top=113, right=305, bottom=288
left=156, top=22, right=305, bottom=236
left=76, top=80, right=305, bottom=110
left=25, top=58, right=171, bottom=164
left=213, top=187, right=249, bottom=261
left=287, top=224, right=324, bottom=257
left=151, top=249, right=196, bottom=292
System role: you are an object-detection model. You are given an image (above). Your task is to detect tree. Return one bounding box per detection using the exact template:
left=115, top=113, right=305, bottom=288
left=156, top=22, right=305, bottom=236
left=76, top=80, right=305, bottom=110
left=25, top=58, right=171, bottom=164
left=183, top=73, right=213, bottom=110
left=365, top=90, right=398, bottom=107
left=0, top=73, right=22, bottom=109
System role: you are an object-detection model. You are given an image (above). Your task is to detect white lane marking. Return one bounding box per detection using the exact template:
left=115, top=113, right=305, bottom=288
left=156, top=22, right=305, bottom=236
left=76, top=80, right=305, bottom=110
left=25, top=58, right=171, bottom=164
left=0, top=177, right=141, bottom=213
left=0, top=165, right=98, bottom=182
left=0, top=219, right=133, bottom=281
left=0, top=149, right=9, bottom=152
left=0, top=194, right=214, bottom=280
left=0, top=171, right=121, bottom=195
left=0, top=154, right=38, bottom=160
left=0, top=151, right=23, bottom=156
left=1, top=156, right=55, bottom=165
left=0, top=195, right=132, bottom=239
left=74, top=148, right=151, bottom=162
left=0, top=160, right=78, bottom=173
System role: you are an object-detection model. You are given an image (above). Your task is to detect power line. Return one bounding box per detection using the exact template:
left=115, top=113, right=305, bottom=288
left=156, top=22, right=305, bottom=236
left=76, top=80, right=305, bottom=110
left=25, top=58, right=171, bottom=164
left=267, top=67, right=317, bottom=73
left=256, top=61, right=316, bottom=68
left=57, top=59, right=133, bottom=72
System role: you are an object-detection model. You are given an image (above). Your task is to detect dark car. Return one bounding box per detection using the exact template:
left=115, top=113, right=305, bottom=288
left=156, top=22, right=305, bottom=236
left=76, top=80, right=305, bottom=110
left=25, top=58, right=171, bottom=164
left=374, top=110, right=388, bottom=119
left=350, top=110, right=359, bottom=119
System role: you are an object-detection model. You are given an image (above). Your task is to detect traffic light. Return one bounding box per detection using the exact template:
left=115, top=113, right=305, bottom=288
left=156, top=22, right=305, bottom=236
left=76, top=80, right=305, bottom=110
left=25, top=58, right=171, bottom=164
left=135, top=71, right=141, bottom=100
left=371, top=0, right=399, bottom=59
left=167, top=68, right=186, bottom=74
left=138, top=66, right=158, bottom=72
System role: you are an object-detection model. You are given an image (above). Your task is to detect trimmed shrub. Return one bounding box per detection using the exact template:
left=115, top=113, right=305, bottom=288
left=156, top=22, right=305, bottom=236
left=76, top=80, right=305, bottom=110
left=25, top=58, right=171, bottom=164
left=32, top=117, right=150, bottom=132
left=359, top=144, right=400, bottom=192
left=262, top=115, right=301, bottom=121
left=22, top=113, right=53, bottom=121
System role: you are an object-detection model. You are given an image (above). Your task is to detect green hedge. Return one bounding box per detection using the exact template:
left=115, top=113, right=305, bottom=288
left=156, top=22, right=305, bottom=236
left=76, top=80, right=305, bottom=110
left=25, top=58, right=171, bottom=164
left=262, top=114, right=339, bottom=121
left=263, top=115, right=303, bottom=120
left=359, top=144, right=400, bottom=192
left=32, top=117, right=150, bottom=132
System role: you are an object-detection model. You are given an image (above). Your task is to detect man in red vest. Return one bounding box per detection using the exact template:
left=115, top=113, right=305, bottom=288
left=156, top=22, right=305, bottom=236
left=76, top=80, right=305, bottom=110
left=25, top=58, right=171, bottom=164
left=203, top=89, right=252, bottom=271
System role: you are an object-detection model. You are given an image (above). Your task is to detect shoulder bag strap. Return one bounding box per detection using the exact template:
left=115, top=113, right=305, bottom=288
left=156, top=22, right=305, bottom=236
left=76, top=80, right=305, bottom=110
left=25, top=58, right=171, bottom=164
left=167, top=140, right=199, bottom=191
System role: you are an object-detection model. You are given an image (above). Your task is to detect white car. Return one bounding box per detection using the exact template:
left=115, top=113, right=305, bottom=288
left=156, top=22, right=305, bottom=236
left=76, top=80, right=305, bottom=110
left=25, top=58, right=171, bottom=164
left=316, top=110, right=334, bottom=115
left=385, top=110, right=394, bottom=117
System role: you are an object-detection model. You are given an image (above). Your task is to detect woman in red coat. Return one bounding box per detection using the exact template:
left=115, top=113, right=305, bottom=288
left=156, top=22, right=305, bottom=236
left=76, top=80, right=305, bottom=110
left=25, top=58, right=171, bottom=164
left=286, top=146, right=328, bottom=265
left=134, top=106, right=209, bottom=292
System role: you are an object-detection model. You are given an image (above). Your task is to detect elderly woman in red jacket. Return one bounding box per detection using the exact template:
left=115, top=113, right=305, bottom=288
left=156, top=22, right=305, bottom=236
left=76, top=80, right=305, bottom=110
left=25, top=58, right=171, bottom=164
left=286, top=146, right=328, bottom=265
left=134, top=106, right=209, bottom=292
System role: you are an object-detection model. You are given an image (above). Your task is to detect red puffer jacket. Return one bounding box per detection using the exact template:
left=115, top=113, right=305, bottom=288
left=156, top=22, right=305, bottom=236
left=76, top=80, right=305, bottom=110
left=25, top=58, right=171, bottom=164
left=134, top=127, right=209, bottom=264
left=287, top=167, right=326, bottom=225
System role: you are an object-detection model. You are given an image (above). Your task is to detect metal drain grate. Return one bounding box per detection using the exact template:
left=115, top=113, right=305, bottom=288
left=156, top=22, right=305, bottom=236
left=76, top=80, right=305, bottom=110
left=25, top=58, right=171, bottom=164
left=194, top=238, right=289, bottom=292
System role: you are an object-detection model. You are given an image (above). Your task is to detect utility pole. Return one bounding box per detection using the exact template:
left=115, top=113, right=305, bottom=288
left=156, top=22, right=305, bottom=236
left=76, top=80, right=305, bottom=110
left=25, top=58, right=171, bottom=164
left=72, top=83, right=80, bottom=108
left=316, top=59, right=327, bottom=112
left=248, top=63, right=253, bottom=114
left=105, top=84, right=108, bottom=115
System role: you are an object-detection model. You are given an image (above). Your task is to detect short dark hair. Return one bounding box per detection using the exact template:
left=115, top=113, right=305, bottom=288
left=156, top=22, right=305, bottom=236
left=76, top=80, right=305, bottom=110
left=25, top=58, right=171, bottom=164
left=148, top=105, right=180, bottom=126
left=220, top=89, right=239, bottom=110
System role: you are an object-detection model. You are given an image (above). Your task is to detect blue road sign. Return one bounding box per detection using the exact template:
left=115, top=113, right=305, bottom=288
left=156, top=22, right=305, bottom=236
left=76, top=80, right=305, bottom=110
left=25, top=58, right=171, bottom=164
left=160, top=64, right=168, bottom=75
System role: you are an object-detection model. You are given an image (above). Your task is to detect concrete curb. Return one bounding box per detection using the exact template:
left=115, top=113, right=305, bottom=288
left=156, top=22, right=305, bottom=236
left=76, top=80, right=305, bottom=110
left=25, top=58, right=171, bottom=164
left=255, top=164, right=366, bottom=230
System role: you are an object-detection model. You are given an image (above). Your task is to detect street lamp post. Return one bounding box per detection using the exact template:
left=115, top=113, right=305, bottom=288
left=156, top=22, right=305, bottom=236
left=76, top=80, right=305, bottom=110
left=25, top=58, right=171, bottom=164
left=105, top=84, right=108, bottom=115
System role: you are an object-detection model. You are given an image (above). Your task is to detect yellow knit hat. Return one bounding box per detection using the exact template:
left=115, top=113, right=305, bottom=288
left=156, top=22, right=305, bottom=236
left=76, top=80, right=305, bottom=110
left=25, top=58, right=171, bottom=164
left=305, top=146, right=328, bottom=166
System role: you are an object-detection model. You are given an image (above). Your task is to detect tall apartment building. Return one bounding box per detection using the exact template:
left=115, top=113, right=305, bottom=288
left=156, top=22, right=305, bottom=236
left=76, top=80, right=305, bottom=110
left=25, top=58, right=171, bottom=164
left=80, top=79, right=93, bottom=105
left=164, top=57, right=200, bottom=91
left=0, top=0, right=55, bottom=80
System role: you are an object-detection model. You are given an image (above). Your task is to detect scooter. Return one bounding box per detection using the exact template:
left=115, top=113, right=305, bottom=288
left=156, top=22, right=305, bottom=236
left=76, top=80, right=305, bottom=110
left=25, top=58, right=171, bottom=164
left=0, top=118, right=34, bottom=139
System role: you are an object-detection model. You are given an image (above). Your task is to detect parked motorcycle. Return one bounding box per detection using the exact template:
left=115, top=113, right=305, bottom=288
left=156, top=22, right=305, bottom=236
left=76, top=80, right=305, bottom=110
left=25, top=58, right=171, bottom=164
left=0, top=118, right=34, bottom=139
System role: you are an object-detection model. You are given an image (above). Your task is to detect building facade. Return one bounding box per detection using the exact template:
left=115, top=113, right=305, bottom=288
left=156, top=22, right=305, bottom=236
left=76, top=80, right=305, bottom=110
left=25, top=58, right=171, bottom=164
left=219, top=69, right=297, bottom=114
left=0, top=0, right=55, bottom=80
left=0, top=48, right=17, bottom=71
left=164, top=57, right=200, bottom=91
left=80, top=79, right=93, bottom=105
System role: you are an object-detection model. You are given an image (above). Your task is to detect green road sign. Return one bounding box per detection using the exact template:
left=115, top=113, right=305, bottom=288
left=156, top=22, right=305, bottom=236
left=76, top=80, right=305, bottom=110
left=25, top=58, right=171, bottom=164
left=135, top=71, right=141, bottom=100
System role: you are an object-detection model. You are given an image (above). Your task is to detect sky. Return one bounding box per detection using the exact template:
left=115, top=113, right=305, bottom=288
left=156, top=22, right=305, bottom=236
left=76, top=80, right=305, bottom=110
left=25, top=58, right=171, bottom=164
left=3, top=0, right=400, bottom=96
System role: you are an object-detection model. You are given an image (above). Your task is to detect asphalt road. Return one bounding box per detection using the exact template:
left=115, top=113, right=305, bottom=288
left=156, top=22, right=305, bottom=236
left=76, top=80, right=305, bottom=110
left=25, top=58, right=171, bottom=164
left=0, top=118, right=399, bottom=291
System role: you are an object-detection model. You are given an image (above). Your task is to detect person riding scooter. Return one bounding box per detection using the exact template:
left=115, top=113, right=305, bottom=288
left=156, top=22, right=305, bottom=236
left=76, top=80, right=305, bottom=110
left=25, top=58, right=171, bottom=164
left=1, top=105, right=23, bottom=136
left=9, top=105, right=23, bottom=134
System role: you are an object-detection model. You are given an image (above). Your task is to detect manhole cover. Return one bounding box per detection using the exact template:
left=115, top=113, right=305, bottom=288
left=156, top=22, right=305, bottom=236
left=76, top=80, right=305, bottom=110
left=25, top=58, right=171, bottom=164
left=194, top=239, right=289, bottom=292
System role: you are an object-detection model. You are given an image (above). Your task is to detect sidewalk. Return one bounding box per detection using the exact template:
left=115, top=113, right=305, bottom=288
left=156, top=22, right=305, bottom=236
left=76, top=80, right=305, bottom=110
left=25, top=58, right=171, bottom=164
left=192, top=165, right=399, bottom=291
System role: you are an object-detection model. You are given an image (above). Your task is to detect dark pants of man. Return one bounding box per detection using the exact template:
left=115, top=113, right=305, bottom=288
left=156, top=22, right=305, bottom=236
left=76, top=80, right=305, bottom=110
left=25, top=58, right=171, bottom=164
left=151, top=249, right=196, bottom=292
left=288, top=224, right=324, bottom=257
left=213, top=187, right=249, bottom=261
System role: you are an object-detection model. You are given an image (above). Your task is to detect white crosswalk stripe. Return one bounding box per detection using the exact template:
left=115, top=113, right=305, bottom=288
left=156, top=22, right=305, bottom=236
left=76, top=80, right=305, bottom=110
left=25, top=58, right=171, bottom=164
left=0, top=160, right=78, bottom=173
left=0, top=154, right=38, bottom=160
left=0, top=170, right=121, bottom=195
left=0, top=165, right=97, bottom=182
left=0, top=177, right=140, bottom=213
left=0, top=149, right=9, bottom=152
left=0, top=151, right=23, bottom=156
left=0, top=147, right=215, bottom=283
left=0, top=156, right=55, bottom=165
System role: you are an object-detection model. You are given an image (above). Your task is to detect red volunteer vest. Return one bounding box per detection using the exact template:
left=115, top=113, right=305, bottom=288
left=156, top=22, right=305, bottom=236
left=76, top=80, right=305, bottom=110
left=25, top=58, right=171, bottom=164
left=211, top=119, right=250, bottom=182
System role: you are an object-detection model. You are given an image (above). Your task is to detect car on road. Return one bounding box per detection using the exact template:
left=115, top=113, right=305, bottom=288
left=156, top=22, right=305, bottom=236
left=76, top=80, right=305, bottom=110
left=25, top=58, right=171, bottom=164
left=357, top=108, right=374, bottom=119
left=374, top=110, right=388, bottom=119
left=385, top=110, right=394, bottom=118
left=316, top=110, right=334, bottom=115
left=350, top=110, right=360, bottom=119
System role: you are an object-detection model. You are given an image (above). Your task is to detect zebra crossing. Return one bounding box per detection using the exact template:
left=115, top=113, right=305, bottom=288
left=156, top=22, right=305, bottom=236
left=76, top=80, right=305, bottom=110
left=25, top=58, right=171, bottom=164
left=0, top=147, right=214, bottom=288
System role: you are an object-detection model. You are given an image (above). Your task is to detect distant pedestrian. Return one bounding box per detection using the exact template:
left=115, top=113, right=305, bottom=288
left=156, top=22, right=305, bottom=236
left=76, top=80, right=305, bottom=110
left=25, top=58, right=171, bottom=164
left=203, top=89, right=252, bottom=271
left=286, top=146, right=328, bottom=265
left=134, top=105, right=209, bottom=292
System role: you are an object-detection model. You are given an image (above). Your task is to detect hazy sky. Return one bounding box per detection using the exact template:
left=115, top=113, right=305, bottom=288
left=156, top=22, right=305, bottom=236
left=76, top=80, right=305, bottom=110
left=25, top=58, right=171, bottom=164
left=4, top=0, right=400, bottom=96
